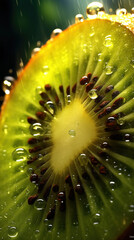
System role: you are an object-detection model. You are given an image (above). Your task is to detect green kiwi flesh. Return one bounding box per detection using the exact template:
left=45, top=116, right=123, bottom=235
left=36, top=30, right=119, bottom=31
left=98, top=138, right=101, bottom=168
left=0, top=19, right=134, bottom=240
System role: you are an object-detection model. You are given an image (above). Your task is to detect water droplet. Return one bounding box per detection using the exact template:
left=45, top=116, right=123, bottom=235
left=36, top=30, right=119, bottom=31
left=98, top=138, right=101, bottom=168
left=45, top=101, right=55, bottom=115
left=79, top=153, right=88, bottom=166
left=88, top=89, right=98, bottom=99
left=42, top=65, right=49, bottom=75
left=117, top=119, right=125, bottom=126
left=35, top=199, right=45, bottom=210
left=67, top=95, right=71, bottom=104
left=105, top=65, right=113, bottom=75
left=30, top=123, right=44, bottom=137
left=98, top=53, right=102, bottom=62
left=104, top=35, right=113, bottom=48
left=51, top=28, right=62, bottom=39
left=27, top=167, right=33, bottom=175
left=8, top=226, right=18, bottom=238
left=131, top=8, right=134, bottom=16
left=12, top=148, right=28, bottom=162
left=3, top=124, right=8, bottom=134
left=47, top=224, right=53, bottom=232
left=124, top=133, right=131, bottom=142
left=109, top=181, right=116, bottom=191
left=86, top=2, right=105, bottom=18
left=75, top=14, right=84, bottom=23
left=36, top=86, right=43, bottom=95
left=68, top=129, right=76, bottom=137
left=116, top=8, right=127, bottom=15
left=130, top=59, right=134, bottom=68
left=31, top=47, right=40, bottom=57
left=2, top=76, right=15, bottom=94
left=93, top=213, right=101, bottom=225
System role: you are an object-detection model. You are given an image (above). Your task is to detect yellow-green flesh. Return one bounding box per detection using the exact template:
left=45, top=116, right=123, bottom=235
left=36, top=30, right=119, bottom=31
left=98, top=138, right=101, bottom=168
left=0, top=19, right=134, bottom=240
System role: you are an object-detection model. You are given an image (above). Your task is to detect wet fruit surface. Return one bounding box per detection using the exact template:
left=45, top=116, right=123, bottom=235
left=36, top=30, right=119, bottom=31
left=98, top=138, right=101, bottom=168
left=0, top=15, right=134, bottom=240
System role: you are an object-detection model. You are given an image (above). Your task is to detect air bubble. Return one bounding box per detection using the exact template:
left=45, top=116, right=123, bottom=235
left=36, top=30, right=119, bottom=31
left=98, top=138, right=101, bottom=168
left=30, top=123, right=44, bottom=137
left=75, top=14, right=84, bottom=23
left=86, top=2, right=105, bottom=18
left=2, top=76, right=15, bottom=94
left=31, top=47, right=40, bottom=57
left=68, top=129, right=76, bottom=137
left=8, top=226, right=18, bottom=238
left=42, top=65, right=49, bottom=75
left=105, top=65, right=113, bottom=75
left=79, top=153, right=88, bottom=166
left=35, top=199, right=45, bottom=210
left=116, top=8, right=127, bottom=15
left=88, top=89, right=98, bottom=99
left=12, top=148, right=28, bottom=162
left=45, top=101, right=55, bottom=115
left=104, top=35, right=113, bottom=48
left=51, top=28, right=62, bottom=39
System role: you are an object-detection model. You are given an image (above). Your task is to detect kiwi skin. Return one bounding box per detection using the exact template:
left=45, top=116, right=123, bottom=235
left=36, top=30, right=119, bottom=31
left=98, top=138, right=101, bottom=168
left=0, top=14, right=134, bottom=240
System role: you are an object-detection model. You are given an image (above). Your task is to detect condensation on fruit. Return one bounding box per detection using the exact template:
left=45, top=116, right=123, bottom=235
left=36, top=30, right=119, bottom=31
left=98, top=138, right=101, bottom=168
left=8, top=226, right=18, bottom=238
left=34, top=199, right=46, bottom=211
left=12, top=148, right=28, bottom=162
left=68, top=129, right=76, bottom=137
left=75, top=14, right=84, bottom=23
left=42, top=65, right=49, bottom=75
left=45, top=101, right=55, bottom=115
left=50, top=28, right=62, bottom=39
left=30, top=122, right=44, bottom=137
left=104, top=35, right=113, bottom=48
left=88, top=89, right=98, bottom=99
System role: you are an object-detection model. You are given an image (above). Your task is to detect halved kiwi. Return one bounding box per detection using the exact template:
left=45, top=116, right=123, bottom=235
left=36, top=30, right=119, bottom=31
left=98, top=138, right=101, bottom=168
left=0, top=8, right=134, bottom=240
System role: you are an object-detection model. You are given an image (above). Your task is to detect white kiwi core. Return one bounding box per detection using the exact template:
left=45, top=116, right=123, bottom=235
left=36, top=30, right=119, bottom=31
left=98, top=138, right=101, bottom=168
left=50, top=99, right=97, bottom=174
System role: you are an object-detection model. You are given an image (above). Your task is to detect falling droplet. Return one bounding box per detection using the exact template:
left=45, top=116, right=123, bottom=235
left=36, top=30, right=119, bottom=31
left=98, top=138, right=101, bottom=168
left=31, top=47, right=40, bottom=57
left=105, top=65, right=113, bottom=75
left=8, top=226, right=18, bottom=238
left=86, top=2, right=105, bottom=18
left=68, top=129, right=76, bottom=137
left=116, top=8, right=127, bottom=15
left=75, top=14, right=84, bottom=23
left=35, top=199, right=45, bottom=210
left=88, top=89, right=98, bottom=99
left=2, top=76, right=15, bottom=94
left=12, top=148, right=28, bottom=162
left=45, top=101, right=55, bottom=115
left=42, top=65, right=49, bottom=75
left=51, top=28, right=62, bottom=39
left=104, top=35, right=113, bottom=48
left=30, top=123, right=44, bottom=137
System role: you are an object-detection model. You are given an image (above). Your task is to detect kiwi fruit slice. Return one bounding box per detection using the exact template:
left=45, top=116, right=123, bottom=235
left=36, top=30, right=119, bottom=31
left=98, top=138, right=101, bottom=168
left=0, top=7, right=134, bottom=240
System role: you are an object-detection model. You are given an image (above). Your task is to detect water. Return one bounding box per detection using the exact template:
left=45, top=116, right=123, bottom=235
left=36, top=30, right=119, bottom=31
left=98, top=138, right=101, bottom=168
left=75, top=14, right=84, bottom=23
left=29, top=122, right=44, bottom=137
left=12, top=148, right=28, bottom=162
left=86, top=2, right=105, bottom=18
left=50, top=28, right=62, bottom=39
left=68, top=129, right=76, bottom=137
left=34, top=199, right=46, bottom=210
left=88, top=89, right=98, bottom=99
left=8, top=226, right=18, bottom=238
left=2, top=76, right=15, bottom=94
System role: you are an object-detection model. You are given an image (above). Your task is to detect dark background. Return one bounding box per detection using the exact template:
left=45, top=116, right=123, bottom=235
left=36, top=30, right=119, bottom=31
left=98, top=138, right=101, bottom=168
left=0, top=0, right=133, bottom=100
